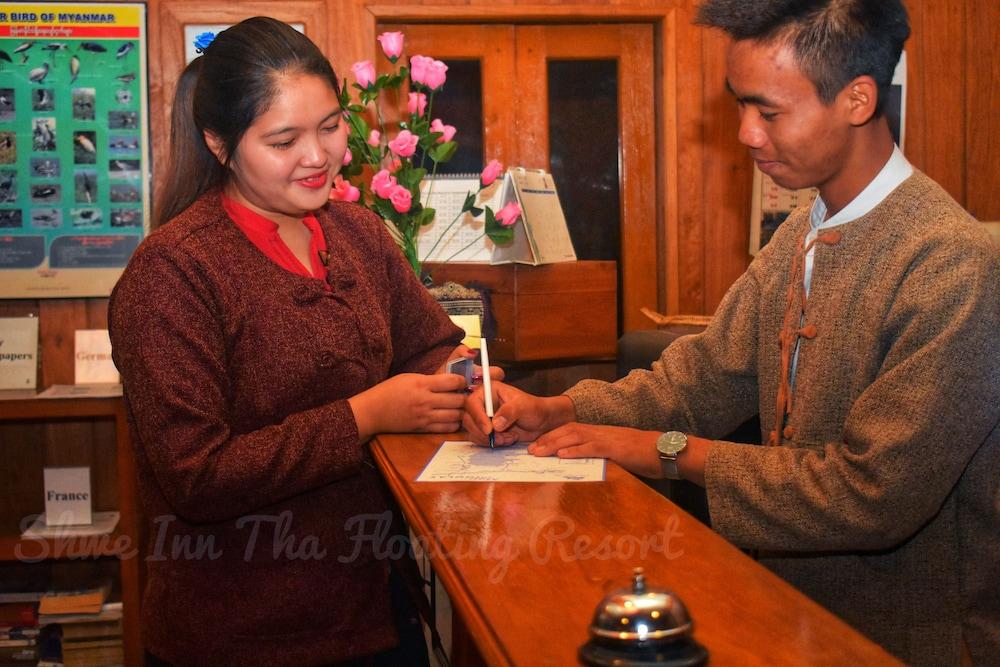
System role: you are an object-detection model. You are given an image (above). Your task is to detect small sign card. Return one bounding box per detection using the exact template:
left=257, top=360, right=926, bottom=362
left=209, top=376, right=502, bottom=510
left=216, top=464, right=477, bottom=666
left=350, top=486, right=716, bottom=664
left=75, top=329, right=119, bottom=385
left=43, top=467, right=93, bottom=526
left=0, top=316, right=39, bottom=390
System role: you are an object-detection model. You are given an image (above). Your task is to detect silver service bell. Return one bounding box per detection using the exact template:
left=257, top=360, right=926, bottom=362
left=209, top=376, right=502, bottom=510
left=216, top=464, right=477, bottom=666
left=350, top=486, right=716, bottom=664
left=578, top=567, right=708, bottom=666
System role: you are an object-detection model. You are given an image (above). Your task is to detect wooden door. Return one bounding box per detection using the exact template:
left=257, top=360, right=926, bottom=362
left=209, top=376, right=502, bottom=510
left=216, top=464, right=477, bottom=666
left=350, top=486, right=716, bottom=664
left=383, top=23, right=657, bottom=332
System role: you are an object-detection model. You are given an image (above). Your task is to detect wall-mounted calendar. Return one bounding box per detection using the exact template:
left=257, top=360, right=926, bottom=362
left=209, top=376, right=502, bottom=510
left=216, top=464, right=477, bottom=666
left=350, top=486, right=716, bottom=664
left=417, top=174, right=499, bottom=263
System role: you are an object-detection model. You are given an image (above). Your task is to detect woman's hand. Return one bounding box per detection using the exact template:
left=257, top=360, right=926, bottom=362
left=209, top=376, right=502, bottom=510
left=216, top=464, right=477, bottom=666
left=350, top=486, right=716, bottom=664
left=438, top=344, right=505, bottom=387
left=349, top=373, right=468, bottom=441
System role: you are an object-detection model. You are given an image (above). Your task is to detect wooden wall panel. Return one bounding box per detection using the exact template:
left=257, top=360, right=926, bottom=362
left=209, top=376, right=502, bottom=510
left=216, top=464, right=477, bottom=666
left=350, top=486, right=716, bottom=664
left=903, top=0, right=967, bottom=205
left=672, top=3, right=706, bottom=315
left=700, top=27, right=751, bottom=314
left=965, top=0, right=1000, bottom=220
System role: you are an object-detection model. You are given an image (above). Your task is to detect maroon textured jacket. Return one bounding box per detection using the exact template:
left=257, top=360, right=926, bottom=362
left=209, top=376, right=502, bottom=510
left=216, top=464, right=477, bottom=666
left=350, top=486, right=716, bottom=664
left=108, top=191, right=462, bottom=665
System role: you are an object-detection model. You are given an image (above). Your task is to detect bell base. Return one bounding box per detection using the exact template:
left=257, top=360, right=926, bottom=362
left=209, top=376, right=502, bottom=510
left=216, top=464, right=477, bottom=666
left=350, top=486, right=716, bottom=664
left=578, top=637, right=708, bottom=667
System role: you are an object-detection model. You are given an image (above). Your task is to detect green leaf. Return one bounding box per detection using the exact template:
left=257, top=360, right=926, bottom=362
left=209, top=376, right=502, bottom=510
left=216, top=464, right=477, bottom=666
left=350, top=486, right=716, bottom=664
left=485, top=208, right=515, bottom=245
left=347, top=103, right=366, bottom=114
left=397, top=167, right=427, bottom=190
left=427, top=141, right=458, bottom=164
left=340, top=162, right=363, bottom=179
left=371, top=197, right=398, bottom=223
left=409, top=117, right=431, bottom=135
left=353, top=116, right=370, bottom=140
left=418, top=133, right=441, bottom=151
left=417, top=207, right=437, bottom=227
left=489, top=226, right=515, bottom=245
left=470, top=206, right=484, bottom=217
left=460, top=192, right=477, bottom=213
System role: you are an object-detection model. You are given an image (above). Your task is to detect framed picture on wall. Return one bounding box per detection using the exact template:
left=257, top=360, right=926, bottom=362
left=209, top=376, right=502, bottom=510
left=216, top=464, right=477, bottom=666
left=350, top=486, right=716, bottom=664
left=749, top=52, right=907, bottom=255
left=183, top=22, right=304, bottom=65
left=0, top=2, right=150, bottom=298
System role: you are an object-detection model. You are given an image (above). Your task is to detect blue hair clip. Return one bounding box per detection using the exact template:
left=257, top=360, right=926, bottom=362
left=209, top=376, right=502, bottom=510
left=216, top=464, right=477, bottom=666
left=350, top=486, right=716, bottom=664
left=193, top=31, right=216, bottom=54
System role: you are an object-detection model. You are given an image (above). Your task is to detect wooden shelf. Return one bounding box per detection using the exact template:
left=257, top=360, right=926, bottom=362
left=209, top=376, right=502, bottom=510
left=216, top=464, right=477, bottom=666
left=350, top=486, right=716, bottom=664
left=0, top=396, right=123, bottom=421
left=0, top=527, right=132, bottom=562
left=0, top=393, right=143, bottom=666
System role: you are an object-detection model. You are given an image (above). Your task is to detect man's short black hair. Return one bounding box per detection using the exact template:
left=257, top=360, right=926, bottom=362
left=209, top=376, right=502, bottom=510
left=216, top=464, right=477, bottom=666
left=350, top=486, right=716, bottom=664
left=696, top=0, right=910, bottom=116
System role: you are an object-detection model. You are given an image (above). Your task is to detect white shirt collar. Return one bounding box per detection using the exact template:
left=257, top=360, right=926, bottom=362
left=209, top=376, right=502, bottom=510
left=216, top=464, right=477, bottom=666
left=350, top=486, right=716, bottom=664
left=810, top=145, right=913, bottom=230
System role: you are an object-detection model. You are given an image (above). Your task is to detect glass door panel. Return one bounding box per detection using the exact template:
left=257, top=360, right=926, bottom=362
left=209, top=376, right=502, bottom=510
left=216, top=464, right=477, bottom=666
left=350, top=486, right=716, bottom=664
left=380, top=24, right=516, bottom=173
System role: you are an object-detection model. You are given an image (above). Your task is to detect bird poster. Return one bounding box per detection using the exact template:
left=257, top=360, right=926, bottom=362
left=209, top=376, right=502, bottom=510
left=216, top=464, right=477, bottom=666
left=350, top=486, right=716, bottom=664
left=0, top=3, right=147, bottom=297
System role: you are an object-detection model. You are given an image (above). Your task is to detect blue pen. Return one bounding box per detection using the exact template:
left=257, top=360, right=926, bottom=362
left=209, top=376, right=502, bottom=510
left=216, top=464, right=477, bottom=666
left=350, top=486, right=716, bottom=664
left=481, top=338, right=495, bottom=449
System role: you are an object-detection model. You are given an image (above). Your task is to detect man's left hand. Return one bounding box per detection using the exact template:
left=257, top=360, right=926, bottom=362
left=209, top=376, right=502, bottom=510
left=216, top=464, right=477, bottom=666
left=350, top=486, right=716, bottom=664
left=528, top=423, right=662, bottom=478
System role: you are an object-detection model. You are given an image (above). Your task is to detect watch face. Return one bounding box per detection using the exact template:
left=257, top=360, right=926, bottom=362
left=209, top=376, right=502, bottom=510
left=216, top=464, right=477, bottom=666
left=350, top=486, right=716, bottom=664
left=656, top=431, right=687, bottom=456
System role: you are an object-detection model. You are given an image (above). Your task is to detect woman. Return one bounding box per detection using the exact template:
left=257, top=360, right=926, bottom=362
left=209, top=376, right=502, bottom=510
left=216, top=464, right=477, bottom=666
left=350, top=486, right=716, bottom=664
left=110, top=17, right=473, bottom=665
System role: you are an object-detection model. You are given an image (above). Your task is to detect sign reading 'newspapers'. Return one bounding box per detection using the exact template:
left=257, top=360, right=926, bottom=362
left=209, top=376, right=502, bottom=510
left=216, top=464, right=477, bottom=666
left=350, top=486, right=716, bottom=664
left=0, top=315, right=38, bottom=389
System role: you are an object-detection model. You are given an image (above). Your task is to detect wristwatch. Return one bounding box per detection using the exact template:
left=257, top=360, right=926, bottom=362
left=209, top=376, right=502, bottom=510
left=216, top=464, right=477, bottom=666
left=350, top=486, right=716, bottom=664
left=656, top=431, right=688, bottom=480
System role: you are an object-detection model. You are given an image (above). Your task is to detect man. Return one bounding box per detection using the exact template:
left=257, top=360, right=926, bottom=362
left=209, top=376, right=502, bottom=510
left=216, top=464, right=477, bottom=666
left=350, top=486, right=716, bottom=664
left=464, top=1, right=999, bottom=664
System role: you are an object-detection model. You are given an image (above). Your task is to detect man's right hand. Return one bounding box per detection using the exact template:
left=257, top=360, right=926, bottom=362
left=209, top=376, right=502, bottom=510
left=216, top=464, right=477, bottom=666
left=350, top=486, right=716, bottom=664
left=462, top=382, right=576, bottom=446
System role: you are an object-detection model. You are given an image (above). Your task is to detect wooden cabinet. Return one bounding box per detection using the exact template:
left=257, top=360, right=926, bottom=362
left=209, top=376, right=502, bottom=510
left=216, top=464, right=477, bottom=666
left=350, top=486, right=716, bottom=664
left=0, top=396, right=142, bottom=666
left=425, top=260, right=617, bottom=362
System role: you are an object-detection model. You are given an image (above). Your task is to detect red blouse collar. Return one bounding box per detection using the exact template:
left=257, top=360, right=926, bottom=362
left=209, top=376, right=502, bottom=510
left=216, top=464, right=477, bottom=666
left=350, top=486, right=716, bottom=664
left=221, top=193, right=329, bottom=280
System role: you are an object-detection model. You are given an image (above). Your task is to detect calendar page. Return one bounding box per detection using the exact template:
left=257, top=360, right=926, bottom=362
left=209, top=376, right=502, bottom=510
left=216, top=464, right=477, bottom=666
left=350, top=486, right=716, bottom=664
left=417, top=176, right=503, bottom=262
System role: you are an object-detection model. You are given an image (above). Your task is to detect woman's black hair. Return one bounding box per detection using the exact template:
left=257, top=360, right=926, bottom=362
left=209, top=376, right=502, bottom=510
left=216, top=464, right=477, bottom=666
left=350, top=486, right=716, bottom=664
left=155, top=17, right=340, bottom=228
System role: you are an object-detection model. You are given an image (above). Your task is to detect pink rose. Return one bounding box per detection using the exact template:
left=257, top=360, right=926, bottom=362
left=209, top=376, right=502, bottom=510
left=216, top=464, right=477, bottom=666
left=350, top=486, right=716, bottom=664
left=351, top=60, right=376, bottom=89
left=424, top=58, right=448, bottom=90
left=371, top=169, right=397, bottom=199
left=410, top=56, right=447, bottom=89
left=430, top=118, right=456, bottom=143
left=389, top=185, right=412, bottom=213
left=376, top=31, right=404, bottom=62
left=407, top=92, right=428, bottom=117
left=367, top=129, right=381, bottom=147
left=342, top=148, right=352, bottom=165
left=390, top=158, right=403, bottom=172
left=388, top=130, right=418, bottom=158
left=495, top=202, right=522, bottom=227
left=480, top=159, right=503, bottom=186
left=329, top=176, right=361, bottom=202
left=409, top=55, right=433, bottom=87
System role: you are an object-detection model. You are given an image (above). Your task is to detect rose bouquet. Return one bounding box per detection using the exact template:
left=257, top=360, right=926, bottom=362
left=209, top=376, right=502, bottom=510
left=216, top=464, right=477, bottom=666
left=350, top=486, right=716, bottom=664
left=334, top=31, right=522, bottom=276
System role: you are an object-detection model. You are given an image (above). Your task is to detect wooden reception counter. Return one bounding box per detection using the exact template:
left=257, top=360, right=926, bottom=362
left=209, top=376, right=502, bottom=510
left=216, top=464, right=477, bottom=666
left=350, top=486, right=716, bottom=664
left=370, top=433, right=899, bottom=667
